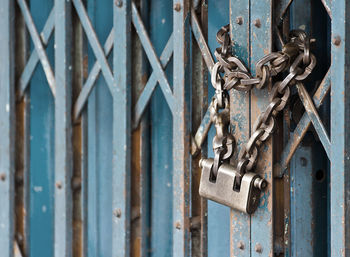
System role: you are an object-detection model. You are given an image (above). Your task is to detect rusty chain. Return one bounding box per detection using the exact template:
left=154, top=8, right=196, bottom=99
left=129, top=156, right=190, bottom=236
left=210, top=25, right=316, bottom=180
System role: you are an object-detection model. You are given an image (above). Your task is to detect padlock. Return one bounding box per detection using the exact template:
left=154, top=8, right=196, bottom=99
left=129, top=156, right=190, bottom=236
left=199, top=158, right=267, bottom=214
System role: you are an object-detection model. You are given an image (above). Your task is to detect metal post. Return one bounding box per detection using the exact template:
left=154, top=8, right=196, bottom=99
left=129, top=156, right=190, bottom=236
left=229, top=0, right=250, bottom=256
left=0, top=0, right=15, bottom=256
left=331, top=0, right=350, bottom=256
left=250, top=0, right=273, bottom=256
left=54, top=0, right=72, bottom=256
left=113, top=0, right=132, bottom=256
left=173, top=0, right=191, bottom=256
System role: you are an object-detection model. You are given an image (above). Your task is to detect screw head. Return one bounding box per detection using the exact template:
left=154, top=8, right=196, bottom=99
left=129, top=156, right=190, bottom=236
left=236, top=16, right=243, bottom=25
left=115, top=0, right=123, bottom=7
left=253, top=19, right=261, bottom=28
left=174, top=3, right=181, bottom=12
left=255, top=243, right=263, bottom=253
left=114, top=208, right=122, bottom=218
left=333, top=35, right=341, bottom=46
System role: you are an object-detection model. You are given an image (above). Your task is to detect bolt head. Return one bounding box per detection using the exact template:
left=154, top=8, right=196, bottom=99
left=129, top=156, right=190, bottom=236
left=114, top=208, right=122, bottom=218
left=0, top=173, right=6, bottom=181
left=253, top=19, right=261, bottom=28
left=237, top=241, right=245, bottom=250
left=174, top=3, right=181, bottom=12
left=56, top=181, right=62, bottom=189
left=236, top=16, right=243, bottom=25
left=115, top=0, right=123, bottom=7
left=255, top=243, right=263, bottom=253
left=175, top=221, right=181, bottom=230
left=333, top=35, right=341, bottom=46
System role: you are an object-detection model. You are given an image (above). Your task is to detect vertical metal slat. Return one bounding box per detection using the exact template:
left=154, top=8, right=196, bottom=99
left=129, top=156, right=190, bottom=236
left=331, top=0, right=350, bottom=256
left=173, top=0, right=191, bottom=256
left=229, top=0, right=250, bottom=256
left=54, top=0, right=73, bottom=256
left=0, top=0, right=15, bottom=256
left=113, top=0, right=132, bottom=256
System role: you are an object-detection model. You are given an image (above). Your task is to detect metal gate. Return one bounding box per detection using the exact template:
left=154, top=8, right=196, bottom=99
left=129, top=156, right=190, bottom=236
left=0, top=0, right=348, bottom=256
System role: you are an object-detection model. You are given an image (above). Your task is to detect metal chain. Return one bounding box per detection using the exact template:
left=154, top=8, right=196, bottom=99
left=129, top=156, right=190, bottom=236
left=210, top=25, right=316, bottom=179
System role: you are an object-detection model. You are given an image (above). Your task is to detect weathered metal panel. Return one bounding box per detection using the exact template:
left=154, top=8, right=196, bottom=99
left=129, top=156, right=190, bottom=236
left=207, top=1, right=231, bottom=257
left=229, top=0, right=250, bottom=255
left=331, top=0, right=350, bottom=256
left=173, top=0, right=191, bottom=256
left=290, top=147, right=313, bottom=256
left=17, top=0, right=56, bottom=97
left=54, top=0, right=73, bottom=256
left=85, top=1, right=114, bottom=256
left=191, top=2, right=208, bottom=256
left=113, top=0, right=132, bottom=256
left=29, top=0, right=55, bottom=256
left=0, top=0, right=15, bottom=256
left=250, top=1, right=274, bottom=256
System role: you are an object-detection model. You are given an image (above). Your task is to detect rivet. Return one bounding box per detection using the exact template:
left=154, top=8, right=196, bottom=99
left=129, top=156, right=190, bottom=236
left=255, top=243, right=263, bottom=253
left=175, top=221, right=181, bottom=230
left=56, top=181, right=62, bottom=189
left=236, top=16, right=243, bottom=25
left=333, top=35, right=341, bottom=46
left=300, top=157, right=307, bottom=167
left=174, top=3, right=181, bottom=12
left=237, top=241, right=245, bottom=250
left=253, top=19, right=261, bottom=28
left=0, top=173, right=6, bottom=181
left=114, top=208, right=122, bottom=218
left=115, top=0, right=123, bottom=7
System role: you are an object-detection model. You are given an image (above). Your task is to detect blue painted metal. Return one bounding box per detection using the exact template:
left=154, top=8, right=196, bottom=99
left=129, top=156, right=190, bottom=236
left=0, top=0, right=15, bottom=256
left=331, top=0, right=350, bottom=256
left=278, top=69, right=331, bottom=175
left=149, top=0, right=174, bottom=255
left=172, top=0, right=191, bottom=256
left=17, top=0, right=56, bottom=97
left=207, top=1, right=231, bottom=257
left=113, top=0, right=132, bottom=256
left=74, top=29, right=114, bottom=120
left=132, top=3, right=175, bottom=115
left=85, top=1, right=114, bottom=256
left=73, top=0, right=114, bottom=92
left=250, top=1, right=274, bottom=256
left=229, top=0, right=250, bottom=256
left=29, top=0, right=55, bottom=255
left=54, top=0, right=72, bottom=256
left=133, top=34, right=174, bottom=129
left=295, top=83, right=331, bottom=159
left=19, top=8, right=55, bottom=97
left=290, top=147, right=313, bottom=256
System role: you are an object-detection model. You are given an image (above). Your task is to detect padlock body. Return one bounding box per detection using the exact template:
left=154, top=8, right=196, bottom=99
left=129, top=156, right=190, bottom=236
left=199, top=158, right=262, bottom=214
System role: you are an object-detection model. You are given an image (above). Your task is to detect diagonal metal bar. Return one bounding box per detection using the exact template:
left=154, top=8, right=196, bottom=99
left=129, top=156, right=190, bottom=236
left=17, top=0, right=56, bottom=97
left=72, top=0, right=114, bottom=92
left=296, top=82, right=331, bottom=158
left=19, top=8, right=55, bottom=98
left=321, top=0, right=331, bottom=18
left=191, top=8, right=214, bottom=73
left=131, top=2, right=175, bottom=113
left=133, top=33, right=173, bottom=129
left=277, top=68, right=331, bottom=176
left=189, top=7, right=217, bottom=155
left=74, top=28, right=114, bottom=120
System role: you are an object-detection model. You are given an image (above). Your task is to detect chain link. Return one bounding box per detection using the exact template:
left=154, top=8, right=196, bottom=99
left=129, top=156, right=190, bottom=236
left=209, top=25, right=316, bottom=179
